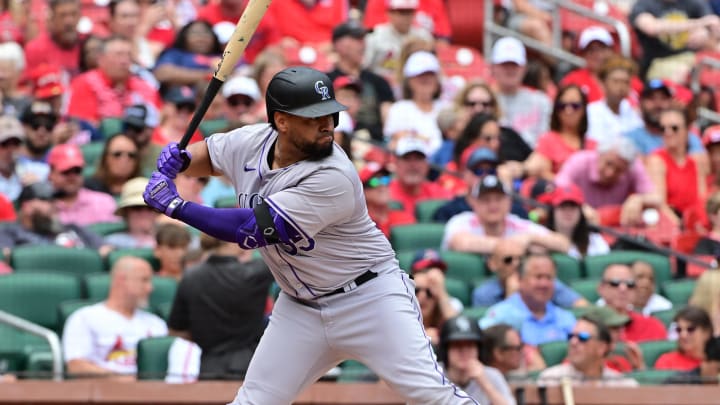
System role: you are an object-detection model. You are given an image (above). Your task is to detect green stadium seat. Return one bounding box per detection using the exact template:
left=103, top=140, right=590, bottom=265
left=338, top=360, right=376, bottom=382
left=84, top=273, right=111, bottom=301
left=0, top=324, right=50, bottom=373
left=214, top=196, right=238, bottom=208
left=0, top=272, right=82, bottom=331
left=414, top=199, right=449, bottom=223
left=86, top=221, right=128, bottom=237
left=651, top=308, right=679, bottom=328
left=107, top=248, right=160, bottom=271
left=154, top=301, right=173, bottom=322
left=626, top=368, right=676, bottom=385
left=639, top=340, right=677, bottom=368
left=584, top=251, right=672, bottom=285
left=552, top=253, right=583, bottom=283
left=445, top=277, right=470, bottom=307
left=136, top=336, right=176, bottom=380
left=570, top=279, right=600, bottom=302
left=80, top=142, right=105, bottom=177
left=661, top=279, right=696, bottom=306
left=11, top=246, right=104, bottom=276
left=539, top=340, right=568, bottom=367
left=199, top=118, right=229, bottom=137
left=441, top=251, right=485, bottom=286
left=389, top=223, right=446, bottom=252
left=462, top=306, right=489, bottom=320
left=58, top=299, right=97, bottom=334
left=150, top=277, right=177, bottom=311
left=395, top=250, right=415, bottom=273
left=99, top=118, right=124, bottom=139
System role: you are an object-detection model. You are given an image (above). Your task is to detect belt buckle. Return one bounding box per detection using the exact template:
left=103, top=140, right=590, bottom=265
left=342, top=281, right=358, bottom=293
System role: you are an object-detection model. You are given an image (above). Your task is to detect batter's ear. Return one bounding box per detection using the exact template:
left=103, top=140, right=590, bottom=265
left=274, top=112, right=288, bottom=132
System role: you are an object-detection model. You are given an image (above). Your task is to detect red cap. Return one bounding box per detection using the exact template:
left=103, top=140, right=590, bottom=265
left=30, top=65, right=65, bottom=100
left=333, top=75, right=362, bottom=93
left=47, top=144, right=85, bottom=172
left=411, top=249, right=447, bottom=273
left=358, top=161, right=389, bottom=184
left=551, top=184, right=584, bottom=206
left=703, top=125, right=720, bottom=147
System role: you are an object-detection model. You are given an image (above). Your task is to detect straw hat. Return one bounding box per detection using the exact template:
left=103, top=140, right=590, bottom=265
left=115, top=177, right=150, bottom=216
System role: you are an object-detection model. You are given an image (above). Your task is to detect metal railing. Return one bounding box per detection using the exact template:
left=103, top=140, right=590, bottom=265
left=0, top=310, right=63, bottom=381
left=484, top=0, right=632, bottom=68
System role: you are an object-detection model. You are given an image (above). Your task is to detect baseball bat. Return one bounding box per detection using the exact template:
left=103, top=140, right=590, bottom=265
left=177, top=0, right=273, bottom=150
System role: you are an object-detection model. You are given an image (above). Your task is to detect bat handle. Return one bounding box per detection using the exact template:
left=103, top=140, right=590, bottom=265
left=178, top=77, right=224, bottom=150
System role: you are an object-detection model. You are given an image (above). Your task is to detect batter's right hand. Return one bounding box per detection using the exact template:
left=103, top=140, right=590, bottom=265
left=157, top=142, right=191, bottom=179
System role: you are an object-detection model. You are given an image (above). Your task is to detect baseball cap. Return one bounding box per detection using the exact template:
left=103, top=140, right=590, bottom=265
left=578, top=26, right=614, bottom=51
left=640, top=79, right=672, bottom=98
left=520, top=178, right=555, bottom=204
left=411, top=248, right=447, bottom=273
left=387, top=0, right=418, bottom=10
left=123, top=104, right=159, bottom=130
left=464, top=147, right=499, bottom=170
left=17, top=182, right=56, bottom=205
left=579, top=306, right=630, bottom=328
left=115, top=177, right=150, bottom=216
left=47, top=143, right=85, bottom=172
left=703, top=125, right=720, bottom=147
left=442, top=315, right=482, bottom=343
left=333, top=75, right=363, bottom=93
left=551, top=184, right=584, bottom=206
left=491, top=37, right=526, bottom=66
left=165, top=86, right=197, bottom=106
left=403, top=51, right=440, bottom=78
left=471, top=174, right=506, bottom=197
left=222, top=76, right=261, bottom=101
left=20, top=101, right=58, bottom=125
left=30, top=64, right=65, bottom=99
left=0, top=115, right=24, bottom=143
left=395, top=136, right=430, bottom=157
left=358, top=161, right=390, bottom=184
left=332, top=21, right=366, bottom=42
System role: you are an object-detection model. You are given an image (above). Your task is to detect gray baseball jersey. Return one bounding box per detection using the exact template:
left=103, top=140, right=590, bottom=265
left=206, top=123, right=397, bottom=300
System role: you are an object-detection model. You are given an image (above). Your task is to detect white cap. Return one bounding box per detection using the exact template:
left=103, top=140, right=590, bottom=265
left=387, top=0, right=418, bottom=9
left=395, top=136, right=430, bottom=157
left=578, top=26, right=614, bottom=50
left=222, top=76, right=261, bottom=101
left=403, top=51, right=440, bottom=78
left=491, top=37, right=526, bottom=66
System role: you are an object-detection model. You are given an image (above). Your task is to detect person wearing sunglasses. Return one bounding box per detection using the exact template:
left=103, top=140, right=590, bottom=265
left=17, top=101, right=57, bottom=183
left=85, top=134, right=142, bottom=197
left=655, top=306, right=713, bottom=372
left=152, top=86, right=205, bottom=148
left=360, top=161, right=414, bottom=238
left=665, top=336, right=720, bottom=385
left=538, top=315, right=638, bottom=387
left=222, top=75, right=262, bottom=124
left=596, top=263, right=667, bottom=343
left=104, top=177, right=160, bottom=249
left=122, top=104, right=163, bottom=177
left=480, top=323, right=546, bottom=379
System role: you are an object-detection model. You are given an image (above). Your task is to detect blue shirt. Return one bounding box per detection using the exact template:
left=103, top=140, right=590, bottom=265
left=624, top=126, right=704, bottom=155
left=472, top=277, right=582, bottom=309
left=155, top=48, right=220, bottom=70
left=479, top=292, right=576, bottom=346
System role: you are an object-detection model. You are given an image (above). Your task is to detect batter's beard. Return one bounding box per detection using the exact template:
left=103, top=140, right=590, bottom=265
left=296, top=138, right=334, bottom=161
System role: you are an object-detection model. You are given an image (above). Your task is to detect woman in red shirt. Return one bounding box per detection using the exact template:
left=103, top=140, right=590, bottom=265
left=525, top=85, right=596, bottom=180
left=655, top=306, right=713, bottom=371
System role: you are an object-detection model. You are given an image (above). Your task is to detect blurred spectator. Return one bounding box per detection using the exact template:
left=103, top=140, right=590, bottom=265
left=480, top=253, right=576, bottom=346
left=555, top=137, right=661, bottom=226
left=24, top=0, right=82, bottom=77
left=545, top=184, right=610, bottom=259
left=630, top=0, right=719, bottom=81
left=646, top=107, right=707, bottom=218
left=586, top=56, right=643, bottom=142
left=62, top=256, right=167, bottom=379
left=655, top=306, right=713, bottom=371
left=579, top=305, right=644, bottom=373
left=630, top=260, right=672, bottom=315
left=0, top=192, right=15, bottom=222
left=430, top=105, right=468, bottom=168
left=222, top=75, right=262, bottom=124
left=361, top=161, right=414, bottom=238
left=694, top=190, right=720, bottom=256
left=0, top=115, right=26, bottom=200
left=537, top=315, right=638, bottom=387
left=268, top=0, right=347, bottom=45
left=383, top=50, right=446, bottom=155
left=388, top=136, right=452, bottom=219
left=561, top=27, right=615, bottom=103
left=666, top=336, right=720, bottom=384
left=410, top=249, right=460, bottom=346
left=107, top=0, right=172, bottom=68
left=703, top=126, right=720, bottom=193
left=122, top=104, right=162, bottom=177
left=85, top=134, right=142, bottom=197
left=438, top=315, right=515, bottom=405
left=689, top=270, right=720, bottom=335
left=0, top=42, right=30, bottom=116
left=503, top=0, right=553, bottom=48
left=362, top=0, right=452, bottom=42
left=364, top=0, right=433, bottom=78
left=168, top=233, right=273, bottom=380
left=27, top=64, right=67, bottom=116
left=47, top=144, right=119, bottom=226
left=491, top=37, right=551, bottom=149
left=66, top=36, right=161, bottom=127
left=327, top=20, right=395, bottom=143
left=596, top=263, right=667, bottom=342
left=250, top=49, right=287, bottom=123
left=442, top=175, right=570, bottom=255
left=471, top=238, right=587, bottom=309
left=153, top=20, right=223, bottom=88
left=197, top=0, right=281, bottom=63
left=0, top=182, right=106, bottom=250
left=154, top=222, right=191, bottom=281
left=152, top=86, right=203, bottom=146
left=199, top=175, right=236, bottom=209
left=332, top=77, right=361, bottom=158
left=104, top=177, right=158, bottom=249
left=480, top=323, right=546, bottom=378
left=175, top=173, right=208, bottom=206
left=525, top=85, right=595, bottom=180
left=78, top=35, right=105, bottom=74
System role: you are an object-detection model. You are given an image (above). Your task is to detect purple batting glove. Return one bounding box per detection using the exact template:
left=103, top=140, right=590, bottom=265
left=157, top=142, right=191, bottom=179
left=143, top=172, right=185, bottom=218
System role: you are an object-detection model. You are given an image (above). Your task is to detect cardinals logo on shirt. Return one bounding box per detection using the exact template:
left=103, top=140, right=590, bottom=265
left=314, top=80, right=330, bottom=101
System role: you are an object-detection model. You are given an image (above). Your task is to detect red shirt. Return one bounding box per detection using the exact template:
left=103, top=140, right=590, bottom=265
left=621, top=312, right=667, bottom=343
left=605, top=354, right=633, bottom=373
left=561, top=68, right=604, bottom=103
left=197, top=2, right=281, bottom=63
left=362, top=0, right=452, bottom=40
left=375, top=210, right=416, bottom=239
left=654, top=148, right=699, bottom=214
left=268, top=0, right=347, bottom=43
left=436, top=161, right=467, bottom=197
left=536, top=131, right=597, bottom=174
left=24, top=32, right=81, bottom=78
left=388, top=179, right=453, bottom=220
left=654, top=350, right=701, bottom=371
left=0, top=193, right=16, bottom=222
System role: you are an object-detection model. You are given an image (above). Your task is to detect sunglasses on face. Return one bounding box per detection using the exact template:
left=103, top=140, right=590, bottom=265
left=415, top=287, right=433, bottom=298
left=480, top=134, right=500, bottom=143
left=568, top=331, right=594, bottom=343
left=227, top=95, right=254, bottom=107
left=501, top=255, right=522, bottom=265
left=60, top=167, right=83, bottom=176
left=109, top=150, right=138, bottom=159
left=675, top=325, right=697, bottom=334
left=556, top=102, right=583, bottom=112
left=365, top=175, right=391, bottom=189
left=31, top=120, right=56, bottom=131
left=0, top=138, right=21, bottom=148
left=500, top=344, right=523, bottom=352
left=464, top=99, right=493, bottom=109
left=603, top=278, right=636, bottom=289
left=661, top=124, right=681, bottom=134
left=176, top=103, right=197, bottom=113
left=471, top=167, right=497, bottom=177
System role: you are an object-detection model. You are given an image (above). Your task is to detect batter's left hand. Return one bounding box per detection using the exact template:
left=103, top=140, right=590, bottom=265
left=144, top=172, right=185, bottom=217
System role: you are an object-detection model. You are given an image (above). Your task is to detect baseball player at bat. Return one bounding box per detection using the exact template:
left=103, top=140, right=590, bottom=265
left=143, top=67, right=479, bottom=404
